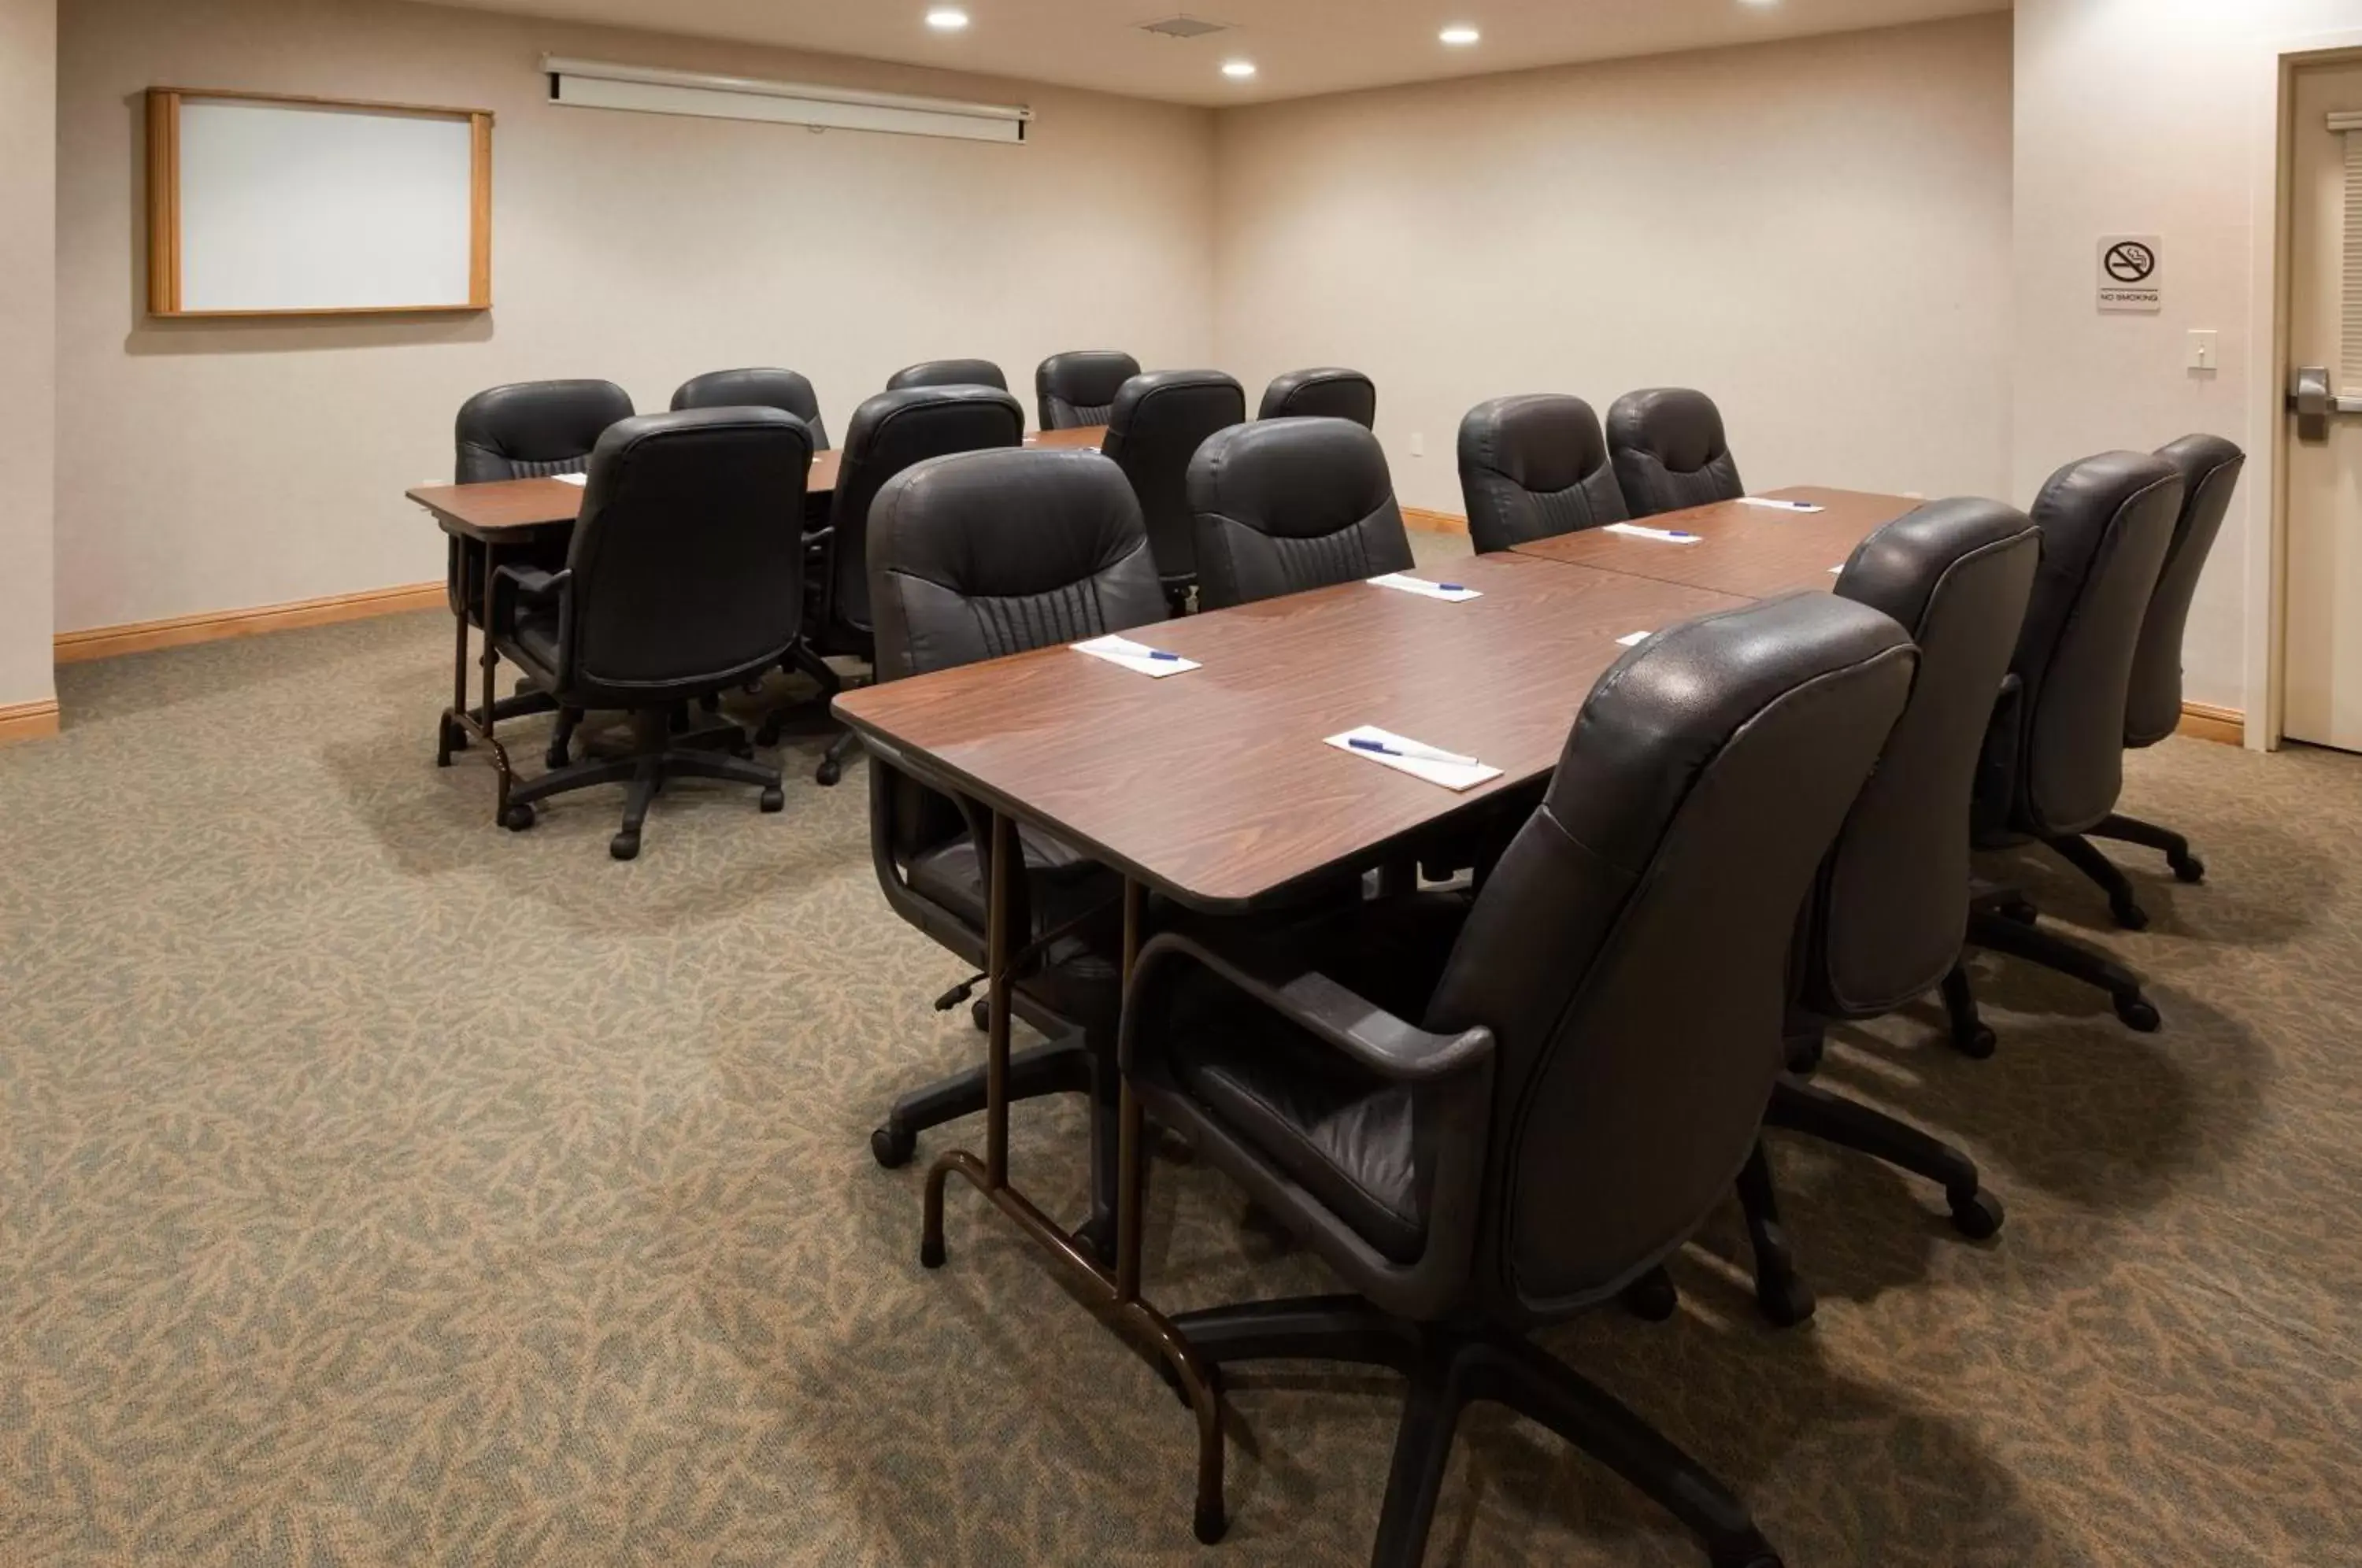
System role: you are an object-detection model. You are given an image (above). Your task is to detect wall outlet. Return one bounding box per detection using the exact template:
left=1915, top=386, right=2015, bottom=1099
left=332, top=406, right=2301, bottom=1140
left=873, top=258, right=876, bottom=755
left=1409, top=431, right=1425, bottom=458
left=2186, top=329, right=2219, bottom=373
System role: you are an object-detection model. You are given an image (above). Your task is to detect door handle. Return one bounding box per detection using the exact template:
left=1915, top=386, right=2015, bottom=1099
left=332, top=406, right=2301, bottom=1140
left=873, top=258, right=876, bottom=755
left=2291, top=366, right=2334, bottom=441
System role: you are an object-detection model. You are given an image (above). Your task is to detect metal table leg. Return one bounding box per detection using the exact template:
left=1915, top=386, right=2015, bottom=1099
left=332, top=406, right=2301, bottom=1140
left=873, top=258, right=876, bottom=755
left=920, top=812, right=1227, bottom=1544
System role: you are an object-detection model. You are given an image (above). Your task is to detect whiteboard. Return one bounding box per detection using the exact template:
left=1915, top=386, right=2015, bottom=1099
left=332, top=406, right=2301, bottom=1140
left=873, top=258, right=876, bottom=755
left=150, top=91, right=491, bottom=316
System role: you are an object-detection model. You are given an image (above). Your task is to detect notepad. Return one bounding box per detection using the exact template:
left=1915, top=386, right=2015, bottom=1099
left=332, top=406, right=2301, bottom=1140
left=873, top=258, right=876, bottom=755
left=1368, top=572, right=1483, bottom=603
left=1602, top=522, right=1701, bottom=545
left=552, top=472, right=588, bottom=486
left=1325, top=725, right=1502, bottom=792
left=1616, top=631, right=1653, bottom=647
left=1071, top=634, right=1200, bottom=678
left=1736, top=496, right=1824, bottom=514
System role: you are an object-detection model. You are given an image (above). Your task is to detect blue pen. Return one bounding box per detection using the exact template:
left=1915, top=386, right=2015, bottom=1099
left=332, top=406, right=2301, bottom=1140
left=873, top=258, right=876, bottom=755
left=1349, top=738, right=1407, bottom=757
left=1436, top=582, right=1467, bottom=593
left=1146, top=649, right=1182, bottom=661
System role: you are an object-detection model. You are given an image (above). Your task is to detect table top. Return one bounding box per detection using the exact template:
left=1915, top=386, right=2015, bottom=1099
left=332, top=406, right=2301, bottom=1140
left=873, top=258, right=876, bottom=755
left=407, top=424, right=1109, bottom=540
left=834, top=550, right=1749, bottom=912
left=1509, top=487, right=1921, bottom=599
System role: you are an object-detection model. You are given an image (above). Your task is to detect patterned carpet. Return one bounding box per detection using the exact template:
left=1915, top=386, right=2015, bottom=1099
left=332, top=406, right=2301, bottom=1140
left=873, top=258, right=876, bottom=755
left=2, top=601, right=2359, bottom=1568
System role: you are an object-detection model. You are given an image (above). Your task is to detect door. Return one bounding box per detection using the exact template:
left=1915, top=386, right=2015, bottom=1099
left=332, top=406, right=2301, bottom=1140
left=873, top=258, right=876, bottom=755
left=2286, top=60, right=2362, bottom=751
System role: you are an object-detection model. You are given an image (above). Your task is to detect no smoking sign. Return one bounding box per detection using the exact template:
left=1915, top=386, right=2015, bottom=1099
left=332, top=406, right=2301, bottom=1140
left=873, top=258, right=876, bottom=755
left=2097, top=235, right=2162, bottom=312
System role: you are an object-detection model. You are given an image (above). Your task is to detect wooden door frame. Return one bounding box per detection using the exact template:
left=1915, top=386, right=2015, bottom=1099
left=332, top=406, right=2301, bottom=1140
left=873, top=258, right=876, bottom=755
left=2251, top=30, right=2362, bottom=750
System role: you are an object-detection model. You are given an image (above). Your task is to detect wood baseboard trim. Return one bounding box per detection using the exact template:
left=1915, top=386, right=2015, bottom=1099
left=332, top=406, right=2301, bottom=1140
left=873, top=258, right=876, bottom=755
left=1401, top=506, right=1468, bottom=534
left=54, top=581, right=444, bottom=665
left=2178, top=701, right=2244, bottom=745
left=0, top=697, right=61, bottom=746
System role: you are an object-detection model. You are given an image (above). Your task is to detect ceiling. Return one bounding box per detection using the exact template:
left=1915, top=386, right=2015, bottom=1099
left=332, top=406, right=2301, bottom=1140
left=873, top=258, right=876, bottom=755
left=423, top=0, right=2008, bottom=107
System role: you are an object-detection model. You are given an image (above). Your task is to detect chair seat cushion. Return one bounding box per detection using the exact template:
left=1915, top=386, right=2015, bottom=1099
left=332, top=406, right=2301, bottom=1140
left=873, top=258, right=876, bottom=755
left=510, top=610, right=564, bottom=680
left=1176, top=1018, right=1425, bottom=1264
left=906, top=827, right=1123, bottom=1023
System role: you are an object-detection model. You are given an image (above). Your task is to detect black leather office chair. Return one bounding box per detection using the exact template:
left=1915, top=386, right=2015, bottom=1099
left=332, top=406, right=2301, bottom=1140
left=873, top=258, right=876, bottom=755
left=1729, top=499, right=2042, bottom=1326
left=1120, top=592, right=1914, bottom=1566
left=1258, top=367, right=1376, bottom=428
left=1036, top=350, right=1141, bottom=430
left=448, top=380, right=635, bottom=764
left=886, top=358, right=1009, bottom=394
left=1953, top=451, right=2183, bottom=1041
left=1101, top=370, right=1246, bottom=612
left=864, top=446, right=1172, bottom=1254
left=768, top=384, right=1026, bottom=782
left=489, top=408, right=808, bottom=860
left=1188, top=416, right=1414, bottom=610
left=1456, top=394, right=1629, bottom=553
left=672, top=368, right=828, bottom=449
left=1607, top=388, right=1745, bottom=518
left=2057, top=435, right=2244, bottom=924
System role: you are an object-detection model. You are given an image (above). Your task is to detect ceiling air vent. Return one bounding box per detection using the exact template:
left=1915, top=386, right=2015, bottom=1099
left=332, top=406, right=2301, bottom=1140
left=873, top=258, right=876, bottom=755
left=1137, top=16, right=1231, bottom=40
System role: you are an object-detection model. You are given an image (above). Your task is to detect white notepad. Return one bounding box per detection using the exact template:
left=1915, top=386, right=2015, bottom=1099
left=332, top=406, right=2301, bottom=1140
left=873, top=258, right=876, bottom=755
left=1325, top=725, right=1502, bottom=792
left=1071, top=634, right=1200, bottom=678
left=1735, top=496, right=1824, bottom=514
left=1602, top=522, right=1701, bottom=545
left=1368, top=572, right=1483, bottom=603
left=1616, top=631, right=1653, bottom=648
left=552, top=472, right=588, bottom=486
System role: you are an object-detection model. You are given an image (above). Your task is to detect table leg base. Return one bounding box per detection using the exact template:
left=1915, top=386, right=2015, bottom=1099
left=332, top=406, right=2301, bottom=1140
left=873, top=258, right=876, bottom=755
left=922, top=1146, right=1227, bottom=1544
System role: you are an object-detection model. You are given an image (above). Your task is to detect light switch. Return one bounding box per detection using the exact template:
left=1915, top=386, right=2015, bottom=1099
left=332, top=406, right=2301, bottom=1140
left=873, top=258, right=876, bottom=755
left=2187, top=330, right=2219, bottom=372
left=1409, top=431, right=1426, bottom=458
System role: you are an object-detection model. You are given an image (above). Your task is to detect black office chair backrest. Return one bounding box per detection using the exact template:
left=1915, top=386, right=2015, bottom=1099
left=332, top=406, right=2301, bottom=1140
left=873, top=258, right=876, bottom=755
left=1426, top=593, right=1912, bottom=1316
left=1188, top=416, right=1414, bottom=609
left=1605, top=387, right=1743, bottom=517
left=1803, top=501, right=2042, bottom=1019
left=869, top=448, right=1169, bottom=679
left=2128, top=435, right=2244, bottom=748
left=454, top=379, right=633, bottom=482
left=1457, top=394, right=1629, bottom=553
left=2005, top=452, right=2184, bottom=837
left=886, top=358, right=1009, bottom=395
left=827, top=386, right=1026, bottom=646
left=562, top=407, right=813, bottom=691
left=1101, top=370, right=1246, bottom=594
left=671, top=368, right=828, bottom=449
left=1036, top=350, right=1142, bottom=430
left=1258, top=368, right=1376, bottom=428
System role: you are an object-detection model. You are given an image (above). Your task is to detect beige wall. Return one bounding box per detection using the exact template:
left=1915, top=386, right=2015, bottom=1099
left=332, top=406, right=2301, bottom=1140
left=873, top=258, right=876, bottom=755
left=2014, top=0, right=2362, bottom=719
left=54, top=0, right=1215, bottom=634
left=1212, top=15, right=2016, bottom=516
left=0, top=0, right=55, bottom=710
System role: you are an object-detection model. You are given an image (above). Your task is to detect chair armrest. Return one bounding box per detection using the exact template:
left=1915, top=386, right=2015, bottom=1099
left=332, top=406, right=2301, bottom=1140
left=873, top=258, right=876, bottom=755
left=1122, top=930, right=1494, bottom=1085
left=489, top=564, right=568, bottom=636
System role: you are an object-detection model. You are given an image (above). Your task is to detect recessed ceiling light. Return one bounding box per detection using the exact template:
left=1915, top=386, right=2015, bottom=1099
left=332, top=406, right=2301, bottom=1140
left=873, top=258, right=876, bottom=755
left=1221, top=59, right=1257, bottom=80
left=1439, top=24, right=1481, bottom=46
left=925, top=7, right=969, bottom=30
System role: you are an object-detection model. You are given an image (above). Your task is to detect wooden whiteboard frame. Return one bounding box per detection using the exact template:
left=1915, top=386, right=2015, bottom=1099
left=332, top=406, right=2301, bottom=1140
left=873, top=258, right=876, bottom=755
left=146, top=87, right=494, bottom=318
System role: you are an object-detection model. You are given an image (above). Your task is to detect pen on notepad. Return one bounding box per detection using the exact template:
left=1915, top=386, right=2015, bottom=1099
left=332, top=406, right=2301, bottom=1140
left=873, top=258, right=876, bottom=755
left=1143, top=649, right=1183, bottom=661
left=1435, top=582, right=1467, bottom=592
left=1348, top=738, right=1479, bottom=766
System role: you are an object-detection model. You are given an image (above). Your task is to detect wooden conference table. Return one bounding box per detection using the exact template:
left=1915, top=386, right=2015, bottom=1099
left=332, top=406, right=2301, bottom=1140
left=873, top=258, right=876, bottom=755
left=404, top=424, right=1109, bottom=819
left=829, top=483, right=1920, bottom=1537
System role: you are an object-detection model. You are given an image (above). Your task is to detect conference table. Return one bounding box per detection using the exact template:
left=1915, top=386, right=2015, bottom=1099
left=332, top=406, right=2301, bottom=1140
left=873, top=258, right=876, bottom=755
left=403, top=424, right=1109, bottom=821
left=829, top=482, right=1920, bottom=1538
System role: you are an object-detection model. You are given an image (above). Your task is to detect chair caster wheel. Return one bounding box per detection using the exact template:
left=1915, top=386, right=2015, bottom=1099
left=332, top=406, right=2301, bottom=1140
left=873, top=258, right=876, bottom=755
left=755, top=722, right=785, bottom=749
left=760, top=786, right=785, bottom=813
left=544, top=744, right=569, bottom=770
left=1997, top=895, right=2039, bottom=926
left=609, top=831, right=641, bottom=862
left=1621, top=1270, right=1678, bottom=1322
left=2111, top=899, right=2150, bottom=932
left=1949, top=1188, right=2005, bottom=1241
left=2171, top=852, right=2205, bottom=884
left=1072, top=1213, right=1117, bottom=1267
left=1755, top=1272, right=1816, bottom=1329
left=920, top=1235, right=946, bottom=1270
left=502, top=804, right=535, bottom=831
left=1951, top=1023, right=1997, bottom=1060
left=2114, top=995, right=2160, bottom=1033
left=971, top=998, right=990, bottom=1033
left=816, top=758, right=843, bottom=787
left=871, top=1124, right=916, bottom=1169
left=1193, top=1502, right=1227, bottom=1546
